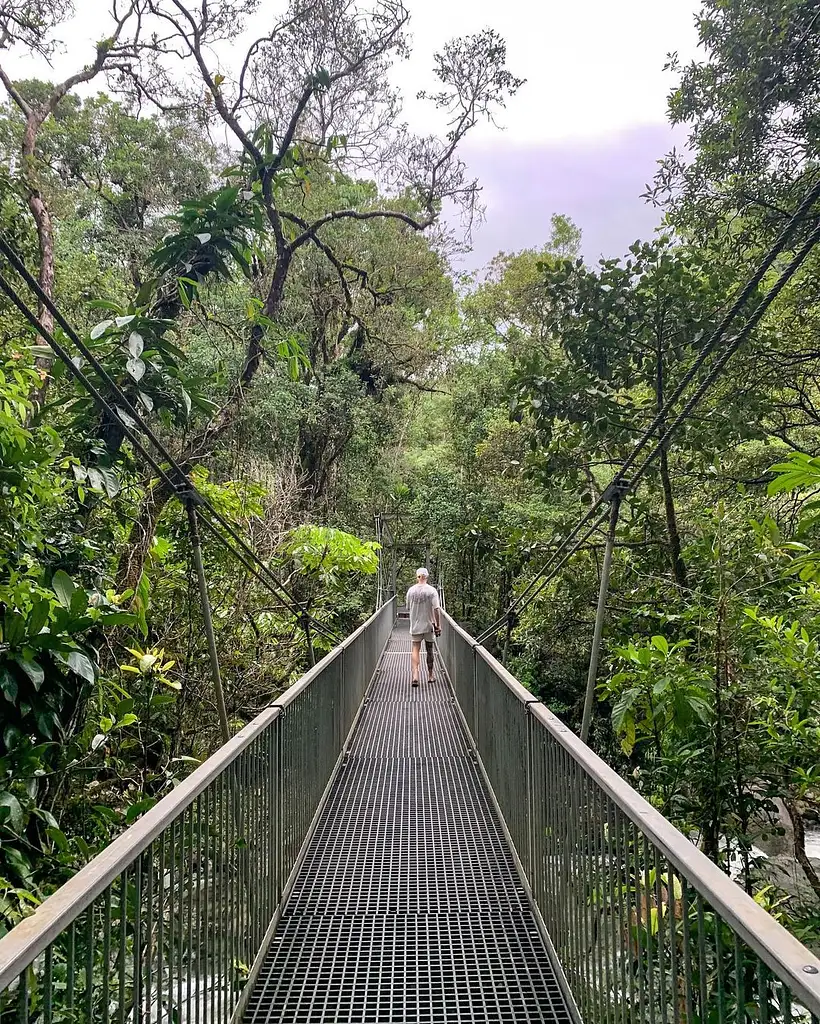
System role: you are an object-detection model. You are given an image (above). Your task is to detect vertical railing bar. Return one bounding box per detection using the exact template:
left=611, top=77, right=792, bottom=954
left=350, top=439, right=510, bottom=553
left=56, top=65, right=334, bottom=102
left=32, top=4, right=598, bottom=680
left=195, top=792, right=203, bottom=1024
left=591, top=782, right=606, bottom=1024
left=567, top=755, right=581, bottom=1001
left=682, top=876, right=695, bottom=1024
left=246, top=745, right=254, bottom=956
left=667, top=862, right=681, bottom=1024
left=716, top=910, right=727, bottom=1024
left=696, top=894, right=708, bottom=1022
left=757, top=958, right=770, bottom=1024
left=597, top=787, right=612, bottom=1024
left=145, top=842, right=154, bottom=1024
left=44, top=944, right=53, bottom=1024
left=605, top=797, right=620, bottom=1024
left=225, top=764, right=233, bottom=1018
left=580, top=771, right=594, bottom=1018
left=230, top=757, right=238, bottom=1012
left=215, top=772, right=223, bottom=1024
left=782, top=982, right=792, bottom=1021
left=569, top=749, right=582, bottom=996
left=103, top=886, right=112, bottom=1024
left=643, top=832, right=658, bottom=1024
left=735, top=934, right=746, bottom=1024
left=614, top=806, right=633, bottom=1024
left=177, top=812, right=184, bottom=1024
left=220, top=767, right=228, bottom=1023
left=654, top=845, right=669, bottom=1024
left=185, top=807, right=193, bottom=1024
left=133, top=853, right=143, bottom=1024
left=267, top=727, right=276, bottom=931
left=247, top=745, right=255, bottom=958
left=118, top=870, right=127, bottom=1024
left=158, top=831, right=166, bottom=1024
left=205, top=785, right=214, bottom=1024
left=16, top=968, right=28, bottom=1024
left=66, top=921, right=76, bottom=1015
left=168, top=817, right=176, bottom=1024
left=84, top=903, right=94, bottom=1023
left=543, top=736, right=555, bottom=942
left=632, top=821, right=648, bottom=1022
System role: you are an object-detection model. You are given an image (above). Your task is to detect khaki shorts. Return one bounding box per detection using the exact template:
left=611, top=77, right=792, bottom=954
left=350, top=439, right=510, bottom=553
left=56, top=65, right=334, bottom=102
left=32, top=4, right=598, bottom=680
left=410, top=632, right=436, bottom=644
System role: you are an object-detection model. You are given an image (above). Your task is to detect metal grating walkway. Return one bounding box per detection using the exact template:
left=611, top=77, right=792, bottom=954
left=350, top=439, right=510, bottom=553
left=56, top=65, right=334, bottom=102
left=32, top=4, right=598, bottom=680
left=244, top=621, right=573, bottom=1023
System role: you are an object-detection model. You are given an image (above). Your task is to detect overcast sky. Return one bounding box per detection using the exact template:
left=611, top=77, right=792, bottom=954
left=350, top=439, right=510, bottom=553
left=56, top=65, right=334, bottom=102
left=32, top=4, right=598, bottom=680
left=6, top=0, right=702, bottom=269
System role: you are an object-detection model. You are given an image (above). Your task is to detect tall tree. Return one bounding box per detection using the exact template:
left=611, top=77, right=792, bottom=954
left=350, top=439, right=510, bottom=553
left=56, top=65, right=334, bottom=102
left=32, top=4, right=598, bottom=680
left=110, top=0, right=522, bottom=589
left=0, top=1, right=145, bottom=389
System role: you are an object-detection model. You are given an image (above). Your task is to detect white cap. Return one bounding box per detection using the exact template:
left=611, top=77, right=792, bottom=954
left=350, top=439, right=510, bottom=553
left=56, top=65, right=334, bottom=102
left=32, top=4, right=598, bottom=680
left=416, top=567, right=429, bottom=578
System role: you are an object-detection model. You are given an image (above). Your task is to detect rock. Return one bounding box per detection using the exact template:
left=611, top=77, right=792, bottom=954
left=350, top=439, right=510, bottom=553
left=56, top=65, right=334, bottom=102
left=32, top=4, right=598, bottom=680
left=753, top=854, right=820, bottom=912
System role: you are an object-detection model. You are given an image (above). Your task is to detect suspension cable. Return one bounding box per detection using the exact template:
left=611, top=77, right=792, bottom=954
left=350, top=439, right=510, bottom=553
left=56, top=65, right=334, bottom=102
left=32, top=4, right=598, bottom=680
left=0, top=244, right=341, bottom=644
left=476, top=182, right=820, bottom=644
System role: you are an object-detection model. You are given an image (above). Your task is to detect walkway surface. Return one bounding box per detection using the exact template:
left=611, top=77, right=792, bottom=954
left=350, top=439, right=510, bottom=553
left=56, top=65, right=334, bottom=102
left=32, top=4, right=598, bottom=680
left=244, top=621, right=572, bottom=1023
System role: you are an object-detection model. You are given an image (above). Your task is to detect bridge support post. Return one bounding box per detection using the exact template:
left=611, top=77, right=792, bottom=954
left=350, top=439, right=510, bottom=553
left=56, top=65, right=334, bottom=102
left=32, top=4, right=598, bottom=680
left=580, top=482, right=626, bottom=744
left=301, top=612, right=316, bottom=667
left=184, top=493, right=231, bottom=744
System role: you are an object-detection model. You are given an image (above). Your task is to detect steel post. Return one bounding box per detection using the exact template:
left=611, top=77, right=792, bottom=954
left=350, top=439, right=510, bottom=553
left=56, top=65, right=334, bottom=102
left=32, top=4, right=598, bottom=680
left=580, top=486, right=624, bottom=744
left=185, top=495, right=231, bottom=745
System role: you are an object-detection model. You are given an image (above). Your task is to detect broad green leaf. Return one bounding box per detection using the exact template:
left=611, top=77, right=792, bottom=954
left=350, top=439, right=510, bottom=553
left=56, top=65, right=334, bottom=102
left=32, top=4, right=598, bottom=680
left=0, top=668, right=18, bottom=703
left=90, top=319, right=113, bottom=340
left=3, top=612, right=25, bottom=646
left=128, top=331, right=144, bottom=358
left=28, top=600, right=50, bottom=638
left=52, top=570, right=76, bottom=609
left=127, top=357, right=146, bottom=382
left=14, top=656, right=44, bottom=691
left=67, top=651, right=95, bottom=684
left=0, top=792, right=24, bottom=832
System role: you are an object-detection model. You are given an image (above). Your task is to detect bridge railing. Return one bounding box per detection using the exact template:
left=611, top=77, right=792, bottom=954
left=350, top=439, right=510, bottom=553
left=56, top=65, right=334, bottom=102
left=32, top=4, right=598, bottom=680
left=440, top=611, right=820, bottom=1024
left=0, top=598, right=395, bottom=1024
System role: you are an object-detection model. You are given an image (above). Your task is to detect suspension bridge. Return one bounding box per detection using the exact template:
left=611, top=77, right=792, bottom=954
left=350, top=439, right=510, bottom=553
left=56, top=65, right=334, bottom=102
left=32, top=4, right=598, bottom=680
left=4, top=173, right=820, bottom=1024
left=0, top=593, right=819, bottom=1024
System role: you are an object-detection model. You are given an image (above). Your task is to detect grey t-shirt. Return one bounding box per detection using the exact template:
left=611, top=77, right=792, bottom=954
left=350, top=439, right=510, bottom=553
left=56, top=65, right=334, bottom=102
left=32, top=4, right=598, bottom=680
left=406, top=582, right=440, bottom=636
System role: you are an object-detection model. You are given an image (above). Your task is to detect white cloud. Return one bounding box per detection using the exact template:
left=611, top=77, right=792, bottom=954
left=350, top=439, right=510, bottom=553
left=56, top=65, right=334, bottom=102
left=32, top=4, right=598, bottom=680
left=4, top=0, right=700, bottom=146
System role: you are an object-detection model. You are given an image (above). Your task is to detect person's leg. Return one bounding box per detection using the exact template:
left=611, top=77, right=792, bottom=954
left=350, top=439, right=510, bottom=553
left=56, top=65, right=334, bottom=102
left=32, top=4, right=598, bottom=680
left=411, top=640, right=421, bottom=685
left=425, top=639, right=435, bottom=681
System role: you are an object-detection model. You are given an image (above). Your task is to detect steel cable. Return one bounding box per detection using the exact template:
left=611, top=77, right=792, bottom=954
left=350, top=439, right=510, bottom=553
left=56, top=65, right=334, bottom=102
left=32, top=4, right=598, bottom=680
left=0, top=242, right=341, bottom=644
left=477, top=181, right=820, bottom=643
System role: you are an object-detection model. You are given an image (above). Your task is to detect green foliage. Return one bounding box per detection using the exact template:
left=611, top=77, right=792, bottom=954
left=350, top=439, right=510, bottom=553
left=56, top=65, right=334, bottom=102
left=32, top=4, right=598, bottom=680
left=283, top=525, right=379, bottom=580
left=602, top=636, right=712, bottom=756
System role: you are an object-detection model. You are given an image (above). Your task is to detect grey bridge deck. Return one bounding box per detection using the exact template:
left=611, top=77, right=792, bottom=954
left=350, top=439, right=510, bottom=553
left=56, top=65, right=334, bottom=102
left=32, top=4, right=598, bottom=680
left=244, top=621, right=572, bottom=1023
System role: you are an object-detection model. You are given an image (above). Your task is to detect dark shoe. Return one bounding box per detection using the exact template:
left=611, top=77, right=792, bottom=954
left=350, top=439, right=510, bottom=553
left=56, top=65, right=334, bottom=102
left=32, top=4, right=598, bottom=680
left=412, top=678, right=419, bottom=687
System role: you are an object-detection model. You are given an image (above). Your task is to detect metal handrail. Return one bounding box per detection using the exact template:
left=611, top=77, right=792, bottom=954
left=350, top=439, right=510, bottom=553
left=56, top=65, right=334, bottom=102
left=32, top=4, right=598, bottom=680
left=0, top=705, right=282, bottom=993
left=440, top=610, right=820, bottom=1022
left=0, top=598, right=395, bottom=1022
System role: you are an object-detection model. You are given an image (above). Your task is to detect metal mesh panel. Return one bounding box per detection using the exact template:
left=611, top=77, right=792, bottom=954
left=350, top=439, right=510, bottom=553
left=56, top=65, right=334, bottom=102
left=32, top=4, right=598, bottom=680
left=244, top=622, right=573, bottom=1023
left=474, top=652, right=531, bottom=876
left=440, top=619, right=475, bottom=734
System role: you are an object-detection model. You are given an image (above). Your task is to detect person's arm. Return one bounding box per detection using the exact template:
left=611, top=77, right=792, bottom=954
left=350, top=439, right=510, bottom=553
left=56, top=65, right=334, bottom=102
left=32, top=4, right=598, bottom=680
left=432, top=589, right=441, bottom=634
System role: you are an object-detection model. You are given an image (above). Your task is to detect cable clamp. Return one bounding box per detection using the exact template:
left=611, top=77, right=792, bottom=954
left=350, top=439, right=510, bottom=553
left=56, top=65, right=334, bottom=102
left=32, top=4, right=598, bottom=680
left=601, top=479, right=630, bottom=503
left=175, top=481, right=203, bottom=506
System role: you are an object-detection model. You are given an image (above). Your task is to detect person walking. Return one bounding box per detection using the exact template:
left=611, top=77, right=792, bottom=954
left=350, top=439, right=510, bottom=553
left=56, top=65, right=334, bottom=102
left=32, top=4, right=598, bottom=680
left=406, top=568, right=441, bottom=687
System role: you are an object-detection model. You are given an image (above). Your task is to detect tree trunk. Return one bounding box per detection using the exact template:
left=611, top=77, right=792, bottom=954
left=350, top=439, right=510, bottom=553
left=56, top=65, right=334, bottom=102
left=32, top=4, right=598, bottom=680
left=21, top=116, right=57, bottom=407
left=116, top=479, right=175, bottom=593
left=785, top=799, right=820, bottom=905
left=115, top=253, right=293, bottom=591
